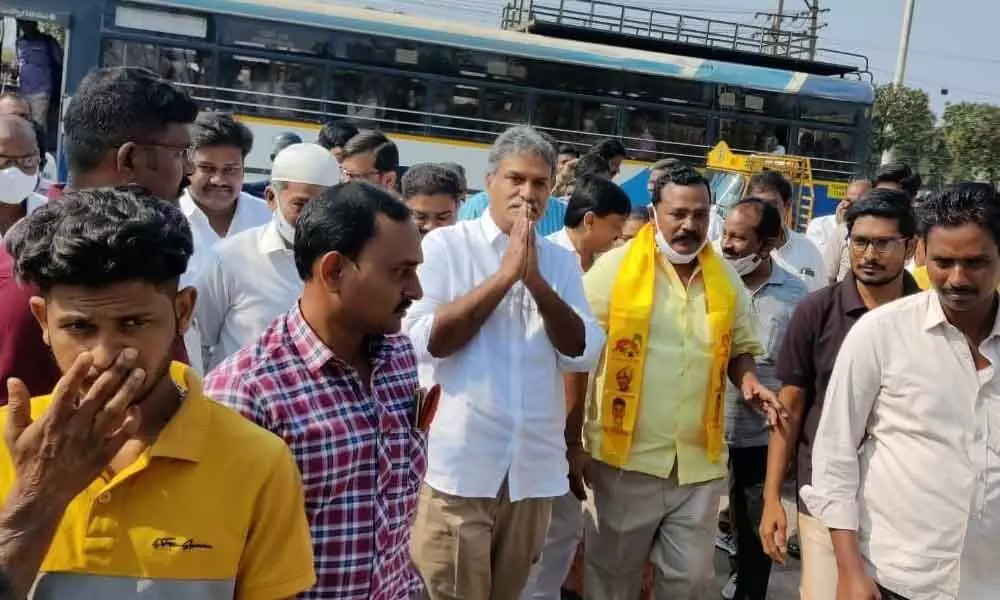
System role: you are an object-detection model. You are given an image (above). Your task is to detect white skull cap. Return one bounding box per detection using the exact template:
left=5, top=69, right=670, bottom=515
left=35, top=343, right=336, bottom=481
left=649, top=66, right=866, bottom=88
left=270, top=143, right=340, bottom=187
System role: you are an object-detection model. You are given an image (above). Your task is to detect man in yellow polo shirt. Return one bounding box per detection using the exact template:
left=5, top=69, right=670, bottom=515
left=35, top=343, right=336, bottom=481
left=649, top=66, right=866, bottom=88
left=576, top=167, right=776, bottom=599
left=0, top=187, right=315, bottom=599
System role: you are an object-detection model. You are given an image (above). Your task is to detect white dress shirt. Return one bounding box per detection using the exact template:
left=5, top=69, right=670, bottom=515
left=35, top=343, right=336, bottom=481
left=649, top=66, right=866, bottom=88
left=547, top=227, right=575, bottom=253
left=180, top=189, right=272, bottom=282
left=802, top=291, right=1000, bottom=600
left=773, top=229, right=827, bottom=291
left=806, top=214, right=839, bottom=255
left=195, top=220, right=301, bottom=371
left=404, top=213, right=605, bottom=501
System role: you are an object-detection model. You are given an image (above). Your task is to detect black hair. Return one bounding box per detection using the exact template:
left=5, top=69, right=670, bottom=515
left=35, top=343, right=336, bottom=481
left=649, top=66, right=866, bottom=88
left=731, top=197, right=783, bottom=242
left=270, top=132, right=302, bottom=161
left=875, top=161, right=922, bottom=198
left=650, top=158, right=684, bottom=172
left=190, top=111, right=253, bottom=158
left=401, top=163, right=463, bottom=201
left=591, top=138, right=626, bottom=161
left=439, top=162, right=467, bottom=191
left=63, top=67, right=198, bottom=173
left=845, top=187, right=917, bottom=238
left=317, top=120, right=359, bottom=151
left=6, top=187, right=193, bottom=294
left=557, top=144, right=580, bottom=158
left=564, top=175, right=631, bottom=228
left=916, top=182, right=1000, bottom=248
left=294, top=182, right=412, bottom=279
left=30, top=119, right=46, bottom=170
left=651, top=166, right=711, bottom=206
left=574, top=153, right=611, bottom=179
left=342, top=130, right=399, bottom=172
left=748, top=169, right=792, bottom=205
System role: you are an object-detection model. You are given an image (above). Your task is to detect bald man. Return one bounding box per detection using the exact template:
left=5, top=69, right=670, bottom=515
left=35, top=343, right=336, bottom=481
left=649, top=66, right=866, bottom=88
left=0, top=115, right=45, bottom=239
left=195, top=143, right=340, bottom=369
left=0, top=93, right=30, bottom=120
left=820, top=179, right=874, bottom=285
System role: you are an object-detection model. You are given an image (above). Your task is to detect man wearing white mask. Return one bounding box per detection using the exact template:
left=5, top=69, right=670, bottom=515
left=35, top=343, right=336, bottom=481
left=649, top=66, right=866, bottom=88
left=195, top=143, right=338, bottom=369
left=0, top=115, right=45, bottom=240
left=716, top=198, right=808, bottom=600
left=574, top=167, right=777, bottom=599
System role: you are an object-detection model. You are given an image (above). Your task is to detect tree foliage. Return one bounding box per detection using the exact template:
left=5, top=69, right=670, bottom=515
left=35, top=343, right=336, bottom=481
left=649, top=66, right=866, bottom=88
left=940, top=102, right=1000, bottom=185
left=869, top=84, right=936, bottom=171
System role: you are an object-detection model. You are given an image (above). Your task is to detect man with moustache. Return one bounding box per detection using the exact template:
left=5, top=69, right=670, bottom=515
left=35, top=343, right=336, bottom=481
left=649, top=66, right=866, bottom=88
left=205, top=182, right=427, bottom=600
left=717, top=198, right=809, bottom=600
left=759, top=188, right=920, bottom=600
left=802, top=182, right=1000, bottom=600
left=405, top=126, right=604, bottom=600
left=575, top=167, right=778, bottom=600
left=0, top=67, right=198, bottom=403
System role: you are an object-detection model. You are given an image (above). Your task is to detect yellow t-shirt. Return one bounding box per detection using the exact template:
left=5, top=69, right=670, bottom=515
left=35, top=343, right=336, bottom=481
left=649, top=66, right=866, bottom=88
left=583, top=245, right=764, bottom=485
left=0, top=362, right=315, bottom=600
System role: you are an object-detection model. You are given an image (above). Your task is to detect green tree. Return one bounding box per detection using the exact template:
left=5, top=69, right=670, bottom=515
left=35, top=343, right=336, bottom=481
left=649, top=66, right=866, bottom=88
left=869, top=84, right=936, bottom=172
left=940, top=102, right=1000, bottom=185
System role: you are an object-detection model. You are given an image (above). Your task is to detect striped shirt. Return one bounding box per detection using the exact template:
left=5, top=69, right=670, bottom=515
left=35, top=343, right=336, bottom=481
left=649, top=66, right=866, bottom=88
left=458, top=191, right=567, bottom=237
left=203, top=306, right=426, bottom=600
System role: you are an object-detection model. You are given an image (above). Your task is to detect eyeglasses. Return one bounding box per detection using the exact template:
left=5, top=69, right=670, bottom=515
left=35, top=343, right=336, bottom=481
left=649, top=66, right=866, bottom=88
left=849, top=236, right=908, bottom=254
left=340, top=167, right=382, bottom=181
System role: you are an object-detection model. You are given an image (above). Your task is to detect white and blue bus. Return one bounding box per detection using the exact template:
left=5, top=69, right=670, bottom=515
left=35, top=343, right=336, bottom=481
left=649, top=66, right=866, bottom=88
left=3, top=0, right=874, bottom=215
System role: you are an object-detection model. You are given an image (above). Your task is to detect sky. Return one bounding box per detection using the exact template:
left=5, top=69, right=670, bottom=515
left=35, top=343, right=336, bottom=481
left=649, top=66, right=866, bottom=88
left=357, top=0, right=1000, bottom=118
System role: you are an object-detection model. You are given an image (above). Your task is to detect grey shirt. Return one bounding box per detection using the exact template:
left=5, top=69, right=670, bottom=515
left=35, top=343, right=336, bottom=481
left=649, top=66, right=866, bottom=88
left=725, top=264, right=810, bottom=448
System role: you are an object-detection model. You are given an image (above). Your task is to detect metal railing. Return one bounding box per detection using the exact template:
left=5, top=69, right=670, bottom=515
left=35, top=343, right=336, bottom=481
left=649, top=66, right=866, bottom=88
left=501, top=0, right=871, bottom=77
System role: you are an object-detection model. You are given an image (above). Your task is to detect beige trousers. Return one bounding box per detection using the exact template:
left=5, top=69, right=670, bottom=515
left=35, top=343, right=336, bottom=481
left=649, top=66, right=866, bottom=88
left=410, top=481, right=553, bottom=600
left=798, top=513, right=838, bottom=600
left=583, top=461, right=723, bottom=600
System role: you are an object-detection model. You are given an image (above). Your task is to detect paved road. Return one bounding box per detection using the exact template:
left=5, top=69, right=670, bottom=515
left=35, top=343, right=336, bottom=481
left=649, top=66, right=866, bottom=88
left=712, top=548, right=801, bottom=599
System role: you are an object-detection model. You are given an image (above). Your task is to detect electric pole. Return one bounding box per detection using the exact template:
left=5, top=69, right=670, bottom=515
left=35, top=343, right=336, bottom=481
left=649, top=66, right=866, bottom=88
left=805, top=1, right=820, bottom=60
left=772, top=0, right=785, bottom=55
left=881, top=0, right=917, bottom=164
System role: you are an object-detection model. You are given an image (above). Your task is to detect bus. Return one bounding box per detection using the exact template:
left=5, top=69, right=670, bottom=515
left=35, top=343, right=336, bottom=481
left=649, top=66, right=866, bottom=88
left=3, top=0, right=874, bottom=217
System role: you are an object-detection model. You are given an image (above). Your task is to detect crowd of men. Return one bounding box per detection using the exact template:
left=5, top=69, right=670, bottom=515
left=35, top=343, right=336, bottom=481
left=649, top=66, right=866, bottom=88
left=0, top=66, right=997, bottom=600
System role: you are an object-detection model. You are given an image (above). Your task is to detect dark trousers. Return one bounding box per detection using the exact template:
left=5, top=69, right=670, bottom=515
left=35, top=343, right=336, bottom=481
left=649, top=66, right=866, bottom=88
left=878, top=585, right=910, bottom=600
left=728, top=445, right=772, bottom=600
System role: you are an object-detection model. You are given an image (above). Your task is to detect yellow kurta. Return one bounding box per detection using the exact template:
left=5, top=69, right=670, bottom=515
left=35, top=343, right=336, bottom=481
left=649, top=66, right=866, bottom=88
left=582, top=243, right=764, bottom=485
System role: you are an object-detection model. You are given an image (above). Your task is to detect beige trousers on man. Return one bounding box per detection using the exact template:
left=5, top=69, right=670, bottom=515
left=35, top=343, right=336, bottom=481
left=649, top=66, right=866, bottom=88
left=583, top=461, right=723, bottom=600
left=410, top=481, right=553, bottom=600
left=798, top=513, right=838, bottom=600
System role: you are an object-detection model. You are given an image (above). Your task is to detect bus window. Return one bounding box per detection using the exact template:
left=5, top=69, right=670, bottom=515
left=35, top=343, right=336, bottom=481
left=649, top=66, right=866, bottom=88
left=719, top=118, right=771, bottom=154
left=423, top=83, right=482, bottom=141
left=329, top=68, right=426, bottom=132
left=483, top=88, right=528, bottom=132
left=664, top=113, right=708, bottom=161
left=579, top=101, right=618, bottom=148
left=795, top=128, right=855, bottom=177
left=800, top=99, right=859, bottom=126
left=218, top=55, right=321, bottom=120
left=624, top=107, right=665, bottom=161
left=101, top=39, right=211, bottom=85
left=218, top=16, right=330, bottom=57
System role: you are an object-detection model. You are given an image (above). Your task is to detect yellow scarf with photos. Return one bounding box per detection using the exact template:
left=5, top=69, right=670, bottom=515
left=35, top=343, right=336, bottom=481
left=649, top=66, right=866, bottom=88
left=598, top=223, right=737, bottom=466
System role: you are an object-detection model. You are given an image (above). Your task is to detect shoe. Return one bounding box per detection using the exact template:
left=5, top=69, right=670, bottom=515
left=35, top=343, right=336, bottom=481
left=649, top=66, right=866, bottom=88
left=721, top=573, right=737, bottom=600
left=714, top=531, right=737, bottom=556
left=787, top=534, right=801, bottom=560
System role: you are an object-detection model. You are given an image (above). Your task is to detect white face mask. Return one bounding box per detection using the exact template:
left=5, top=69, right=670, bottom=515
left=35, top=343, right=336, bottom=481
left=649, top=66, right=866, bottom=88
left=273, top=196, right=296, bottom=247
left=727, top=252, right=764, bottom=276
left=0, top=166, right=39, bottom=205
left=654, top=218, right=707, bottom=265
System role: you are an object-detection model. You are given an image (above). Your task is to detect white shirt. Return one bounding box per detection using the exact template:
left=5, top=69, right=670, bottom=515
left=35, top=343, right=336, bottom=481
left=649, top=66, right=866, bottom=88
left=180, top=190, right=272, bottom=282
left=0, top=193, right=45, bottom=242
left=773, top=228, right=827, bottom=291
left=403, top=214, right=605, bottom=501
left=801, top=292, right=1000, bottom=600
left=194, top=220, right=301, bottom=371
left=805, top=214, right=840, bottom=255
left=547, top=227, right=575, bottom=253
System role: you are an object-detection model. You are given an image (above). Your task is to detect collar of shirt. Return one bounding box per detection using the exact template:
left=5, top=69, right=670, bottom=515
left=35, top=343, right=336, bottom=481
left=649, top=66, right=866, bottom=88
left=256, top=220, right=289, bottom=255
left=151, top=361, right=211, bottom=462
left=479, top=209, right=506, bottom=249
left=285, top=302, right=394, bottom=376
left=921, top=289, right=1000, bottom=337
left=837, top=270, right=922, bottom=316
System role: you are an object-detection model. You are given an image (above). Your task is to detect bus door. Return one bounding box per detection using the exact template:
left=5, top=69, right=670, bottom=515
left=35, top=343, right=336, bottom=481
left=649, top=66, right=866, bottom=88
left=1, top=6, right=71, bottom=182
